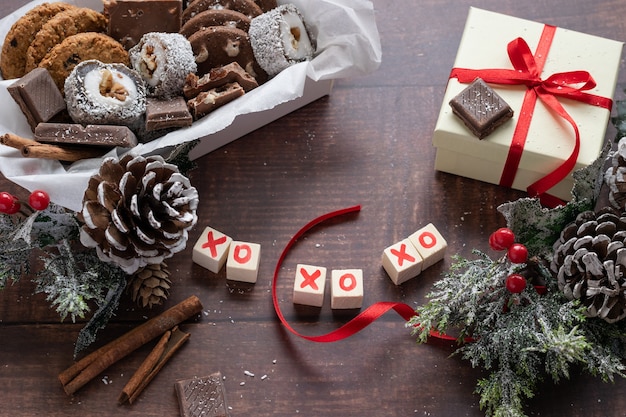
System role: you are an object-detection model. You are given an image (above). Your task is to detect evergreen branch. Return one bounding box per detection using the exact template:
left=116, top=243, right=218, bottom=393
left=74, top=274, right=127, bottom=358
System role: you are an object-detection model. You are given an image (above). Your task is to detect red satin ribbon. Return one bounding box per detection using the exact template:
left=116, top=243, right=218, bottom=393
left=271, top=205, right=417, bottom=342
left=449, top=25, right=612, bottom=207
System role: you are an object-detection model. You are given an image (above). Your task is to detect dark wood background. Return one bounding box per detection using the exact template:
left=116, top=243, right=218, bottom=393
left=1, top=0, right=626, bottom=416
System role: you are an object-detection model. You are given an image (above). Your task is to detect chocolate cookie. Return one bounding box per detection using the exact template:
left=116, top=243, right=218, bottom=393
left=25, top=7, right=109, bottom=73
left=188, top=26, right=267, bottom=82
left=253, top=0, right=277, bottom=12
left=182, top=0, right=262, bottom=23
left=180, top=9, right=251, bottom=38
left=1, top=2, right=76, bottom=79
left=38, top=32, right=129, bottom=91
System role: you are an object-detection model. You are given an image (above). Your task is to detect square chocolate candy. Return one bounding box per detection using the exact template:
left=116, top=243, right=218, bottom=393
left=449, top=77, right=513, bottom=139
left=8, top=68, right=66, bottom=132
left=175, top=371, right=230, bottom=417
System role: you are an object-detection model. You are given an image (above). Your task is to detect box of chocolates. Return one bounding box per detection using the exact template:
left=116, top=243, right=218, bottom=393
left=432, top=7, right=623, bottom=202
left=0, top=0, right=381, bottom=210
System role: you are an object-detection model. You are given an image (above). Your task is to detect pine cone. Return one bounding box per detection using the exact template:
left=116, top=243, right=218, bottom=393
left=605, top=137, right=626, bottom=210
left=550, top=208, right=626, bottom=323
left=78, top=154, right=198, bottom=274
left=128, top=262, right=171, bottom=308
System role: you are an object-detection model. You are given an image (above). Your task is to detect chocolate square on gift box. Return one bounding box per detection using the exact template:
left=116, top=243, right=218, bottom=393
left=449, top=78, right=513, bottom=139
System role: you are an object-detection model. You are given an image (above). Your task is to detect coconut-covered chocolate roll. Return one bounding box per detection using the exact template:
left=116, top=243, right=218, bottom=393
left=129, top=32, right=197, bottom=99
left=64, top=60, right=147, bottom=129
left=249, top=3, right=315, bottom=77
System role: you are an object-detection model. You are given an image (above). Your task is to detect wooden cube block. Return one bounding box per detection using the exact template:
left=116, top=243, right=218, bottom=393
left=382, top=238, right=424, bottom=285
left=226, top=241, right=261, bottom=283
left=408, top=223, right=447, bottom=269
left=293, top=264, right=327, bottom=307
left=330, top=269, right=363, bottom=309
left=192, top=226, right=232, bottom=273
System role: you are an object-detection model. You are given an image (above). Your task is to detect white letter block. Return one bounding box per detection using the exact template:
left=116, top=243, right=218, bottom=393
left=382, top=238, right=424, bottom=285
left=331, top=269, right=363, bottom=309
left=226, top=241, right=261, bottom=283
left=192, top=226, right=233, bottom=273
left=408, top=223, right=447, bottom=269
left=293, top=264, right=327, bottom=307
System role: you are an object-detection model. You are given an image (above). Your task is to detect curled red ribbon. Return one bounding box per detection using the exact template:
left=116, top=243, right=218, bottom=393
left=271, top=205, right=417, bottom=342
left=449, top=25, right=612, bottom=207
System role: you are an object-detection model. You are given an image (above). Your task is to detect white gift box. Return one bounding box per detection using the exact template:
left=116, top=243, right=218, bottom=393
left=0, top=0, right=381, bottom=211
left=433, top=7, right=623, bottom=201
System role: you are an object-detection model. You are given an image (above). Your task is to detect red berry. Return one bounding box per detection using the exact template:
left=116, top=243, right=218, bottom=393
left=0, top=192, right=19, bottom=214
left=489, top=227, right=515, bottom=251
left=505, top=274, right=527, bottom=294
left=28, top=190, right=50, bottom=211
left=507, top=243, right=528, bottom=264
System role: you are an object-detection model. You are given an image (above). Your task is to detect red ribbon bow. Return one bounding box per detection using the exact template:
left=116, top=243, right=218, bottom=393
left=449, top=25, right=612, bottom=207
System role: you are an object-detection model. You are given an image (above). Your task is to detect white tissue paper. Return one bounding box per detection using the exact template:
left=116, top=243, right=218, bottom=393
left=0, top=0, right=382, bottom=211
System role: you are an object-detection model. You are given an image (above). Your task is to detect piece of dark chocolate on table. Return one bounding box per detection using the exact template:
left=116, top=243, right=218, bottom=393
left=8, top=68, right=66, bottom=132
left=449, top=78, right=514, bottom=139
left=103, top=0, right=182, bottom=49
left=145, top=97, right=193, bottom=132
left=175, top=371, right=230, bottom=417
left=34, top=123, right=138, bottom=148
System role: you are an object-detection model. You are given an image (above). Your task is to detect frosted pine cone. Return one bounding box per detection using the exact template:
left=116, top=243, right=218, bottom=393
left=78, top=154, right=198, bottom=274
left=605, top=137, right=626, bottom=210
left=550, top=208, right=626, bottom=323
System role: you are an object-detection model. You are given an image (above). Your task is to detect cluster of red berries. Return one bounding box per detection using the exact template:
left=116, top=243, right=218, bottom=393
left=0, top=190, right=50, bottom=214
left=489, top=227, right=529, bottom=294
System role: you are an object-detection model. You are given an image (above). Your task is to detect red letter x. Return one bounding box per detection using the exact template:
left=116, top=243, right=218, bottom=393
left=390, top=243, right=415, bottom=267
left=300, top=268, right=321, bottom=290
left=202, top=231, right=227, bottom=257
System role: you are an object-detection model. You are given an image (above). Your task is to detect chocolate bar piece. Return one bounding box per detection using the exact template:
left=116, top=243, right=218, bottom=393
left=188, top=82, right=245, bottom=120
left=175, top=372, right=230, bottom=417
left=34, top=123, right=138, bottom=148
left=8, top=68, right=66, bottom=132
left=449, top=78, right=514, bottom=139
left=183, top=62, right=258, bottom=99
left=145, top=97, right=193, bottom=132
left=103, top=0, right=182, bottom=49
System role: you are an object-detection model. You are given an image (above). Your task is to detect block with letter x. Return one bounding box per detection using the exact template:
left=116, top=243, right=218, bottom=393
left=192, top=226, right=233, bottom=273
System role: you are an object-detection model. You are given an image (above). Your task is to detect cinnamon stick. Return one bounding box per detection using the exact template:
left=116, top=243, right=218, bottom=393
left=1, top=132, right=106, bottom=161
left=59, top=295, right=203, bottom=395
left=118, top=326, right=190, bottom=405
left=22, top=142, right=106, bottom=161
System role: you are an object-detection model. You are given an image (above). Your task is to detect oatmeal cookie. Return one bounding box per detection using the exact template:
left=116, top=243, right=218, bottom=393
left=25, top=7, right=108, bottom=73
left=1, top=2, right=76, bottom=79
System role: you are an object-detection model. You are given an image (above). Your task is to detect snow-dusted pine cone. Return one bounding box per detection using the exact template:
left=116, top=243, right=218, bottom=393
left=605, top=137, right=626, bottom=210
left=550, top=208, right=626, bottom=323
left=78, top=154, right=198, bottom=274
left=128, top=262, right=171, bottom=308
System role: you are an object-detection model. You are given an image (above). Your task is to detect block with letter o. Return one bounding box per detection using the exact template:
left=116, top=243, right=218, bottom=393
left=330, top=269, right=363, bottom=309
left=226, top=241, right=261, bottom=283
left=408, top=223, right=447, bottom=269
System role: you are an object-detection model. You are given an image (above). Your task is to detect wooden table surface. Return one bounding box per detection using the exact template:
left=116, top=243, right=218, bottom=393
left=1, top=0, right=626, bottom=416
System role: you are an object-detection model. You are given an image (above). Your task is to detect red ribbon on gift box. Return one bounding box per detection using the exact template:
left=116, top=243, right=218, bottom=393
left=449, top=25, right=613, bottom=207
